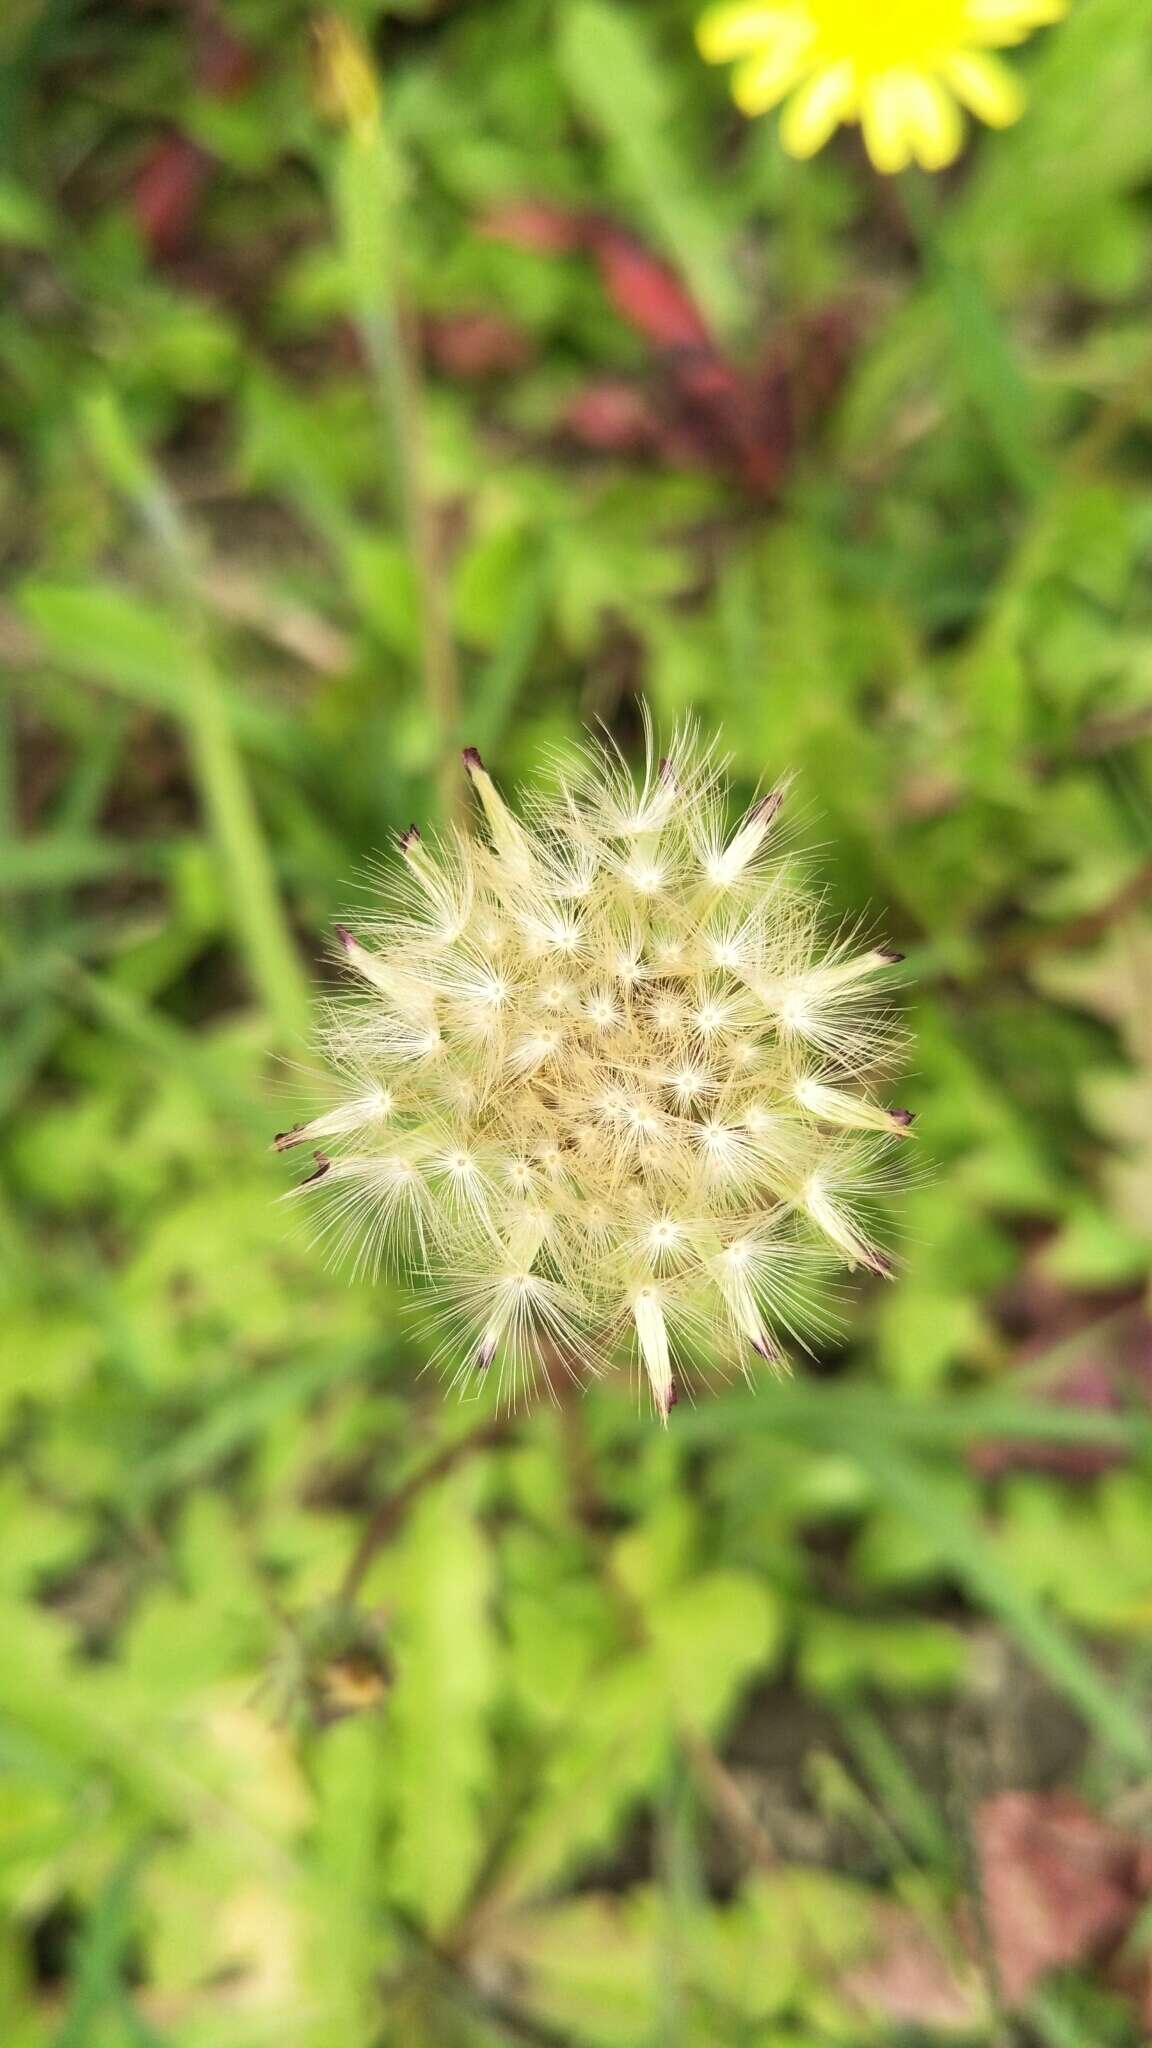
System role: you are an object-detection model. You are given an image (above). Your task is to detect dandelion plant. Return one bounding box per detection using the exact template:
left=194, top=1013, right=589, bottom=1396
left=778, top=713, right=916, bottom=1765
left=279, top=725, right=910, bottom=1417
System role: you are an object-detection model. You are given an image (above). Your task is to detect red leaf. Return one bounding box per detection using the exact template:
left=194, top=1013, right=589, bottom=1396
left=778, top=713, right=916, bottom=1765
left=424, top=311, right=533, bottom=379
left=973, top=1258, right=1152, bottom=1478
left=585, top=225, right=714, bottom=353
left=563, top=380, right=660, bottom=454
left=132, top=135, right=213, bottom=261
left=977, top=1791, right=1150, bottom=2005
left=194, top=20, right=257, bottom=99
left=482, top=199, right=587, bottom=255
left=843, top=1905, right=984, bottom=2030
left=480, top=201, right=853, bottom=498
left=484, top=203, right=714, bottom=352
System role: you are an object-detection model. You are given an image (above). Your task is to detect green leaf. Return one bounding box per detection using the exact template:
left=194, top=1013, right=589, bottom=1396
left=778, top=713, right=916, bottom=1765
left=844, top=1439, right=1152, bottom=1771
left=499, top=1570, right=782, bottom=1906
left=556, top=1, right=741, bottom=339
left=17, top=579, right=283, bottom=754
left=308, top=1716, right=396, bottom=2040
left=798, top=1610, right=967, bottom=1698
left=0, top=174, right=53, bottom=247
left=0, top=834, right=167, bottom=891
left=387, top=1465, right=496, bottom=1932
left=646, top=1570, right=785, bottom=1729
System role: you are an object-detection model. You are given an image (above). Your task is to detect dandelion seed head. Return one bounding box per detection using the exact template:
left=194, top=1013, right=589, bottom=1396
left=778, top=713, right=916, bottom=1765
left=283, top=721, right=908, bottom=1417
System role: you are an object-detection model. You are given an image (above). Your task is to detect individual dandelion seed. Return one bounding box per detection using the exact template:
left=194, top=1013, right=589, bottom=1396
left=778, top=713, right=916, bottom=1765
left=280, top=720, right=912, bottom=1420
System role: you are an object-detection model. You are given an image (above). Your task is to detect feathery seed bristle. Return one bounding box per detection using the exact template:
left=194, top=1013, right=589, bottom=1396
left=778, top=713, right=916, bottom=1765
left=283, top=723, right=908, bottom=1415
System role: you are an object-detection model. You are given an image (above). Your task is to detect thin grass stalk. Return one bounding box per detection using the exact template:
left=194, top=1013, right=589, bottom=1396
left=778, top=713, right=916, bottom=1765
left=322, top=25, right=462, bottom=824
left=80, top=391, right=311, bottom=1043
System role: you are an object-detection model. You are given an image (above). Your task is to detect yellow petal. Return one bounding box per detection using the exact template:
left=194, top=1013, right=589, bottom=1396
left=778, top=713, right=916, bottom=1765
left=779, top=58, right=857, bottom=158
left=967, top=0, right=1066, bottom=46
left=859, top=73, right=915, bottom=174
left=730, top=18, right=814, bottom=114
left=901, top=73, right=964, bottom=170
left=944, top=49, right=1025, bottom=128
left=695, top=2, right=797, bottom=64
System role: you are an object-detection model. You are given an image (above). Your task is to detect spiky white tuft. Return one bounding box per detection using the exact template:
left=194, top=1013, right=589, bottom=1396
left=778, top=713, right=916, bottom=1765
left=280, top=723, right=910, bottom=1418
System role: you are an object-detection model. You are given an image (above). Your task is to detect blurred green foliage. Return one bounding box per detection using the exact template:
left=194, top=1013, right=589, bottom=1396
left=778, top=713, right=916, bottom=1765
left=3, top=0, right=1152, bottom=2042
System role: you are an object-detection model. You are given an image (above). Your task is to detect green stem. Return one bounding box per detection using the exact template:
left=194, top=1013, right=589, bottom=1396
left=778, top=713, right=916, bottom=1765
left=330, top=119, right=462, bottom=825
left=80, top=392, right=311, bottom=1045
left=181, top=633, right=312, bottom=1043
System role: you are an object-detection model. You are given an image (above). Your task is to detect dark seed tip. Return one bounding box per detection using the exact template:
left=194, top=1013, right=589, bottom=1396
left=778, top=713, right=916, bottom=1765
left=868, top=1250, right=895, bottom=1280
left=876, top=946, right=905, bottom=964
left=751, top=788, right=784, bottom=824
left=461, top=746, right=484, bottom=772
left=666, top=1378, right=679, bottom=1410
left=399, top=823, right=422, bottom=849
left=272, top=1123, right=305, bottom=1152
left=889, top=1107, right=916, bottom=1128
left=300, top=1151, right=331, bottom=1187
left=333, top=923, right=356, bottom=952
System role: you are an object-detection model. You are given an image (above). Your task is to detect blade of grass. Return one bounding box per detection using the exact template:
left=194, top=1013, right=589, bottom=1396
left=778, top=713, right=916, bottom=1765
left=321, top=25, right=461, bottom=822
left=468, top=554, right=551, bottom=760
left=841, top=1435, right=1152, bottom=1772
left=13, top=583, right=292, bottom=758
left=78, top=391, right=311, bottom=1044
left=678, top=1386, right=1152, bottom=1767
left=1028, top=1987, right=1106, bottom=2048
left=180, top=635, right=312, bottom=1042
left=0, top=692, right=14, bottom=847
left=124, top=1342, right=385, bottom=1506
left=901, top=171, right=1049, bottom=500
left=0, top=1001, right=62, bottom=1123
left=0, top=834, right=171, bottom=891
left=674, top=1381, right=1152, bottom=1457
left=58, top=960, right=276, bottom=1133
left=52, top=1848, right=137, bottom=2048
left=837, top=1699, right=955, bottom=1871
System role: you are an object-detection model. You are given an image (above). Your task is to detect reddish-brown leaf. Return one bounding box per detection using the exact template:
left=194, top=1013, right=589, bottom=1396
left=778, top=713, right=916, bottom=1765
left=977, top=1791, right=1151, bottom=2005
left=482, top=200, right=853, bottom=497
left=584, top=223, right=714, bottom=352
left=974, top=1256, right=1151, bottom=1479
left=194, top=19, right=257, bottom=98
left=563, top=380, right=661, bottom=454
left=485, top=200, right=716, bottom=354
left=481, top=198, right=587, bottom=254
left=424, top=311, right=534, bottom=379
left=133, top=135, right=213, bottom=261
left=843, top=1904, right=984, bottom=2030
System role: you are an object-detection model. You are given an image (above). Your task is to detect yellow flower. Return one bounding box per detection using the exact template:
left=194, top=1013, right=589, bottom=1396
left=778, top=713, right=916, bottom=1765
left=696, top=0, right=1067, bottom=172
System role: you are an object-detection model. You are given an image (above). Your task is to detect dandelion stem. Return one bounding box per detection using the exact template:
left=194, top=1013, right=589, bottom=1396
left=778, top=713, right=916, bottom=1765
left=339, top=1416, right=512, bottom=1606
left=327, top=66, right=462, bottom=825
